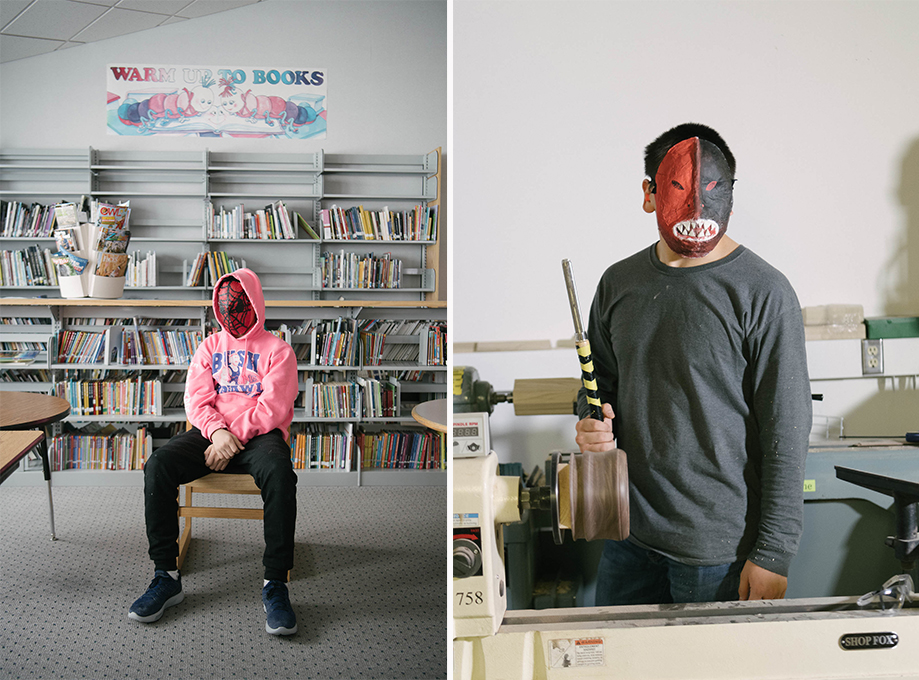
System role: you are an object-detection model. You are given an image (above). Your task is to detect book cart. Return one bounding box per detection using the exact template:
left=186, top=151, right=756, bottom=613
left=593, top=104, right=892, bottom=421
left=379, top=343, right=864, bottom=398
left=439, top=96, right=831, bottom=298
left=0, top=147, right=446, bottom=487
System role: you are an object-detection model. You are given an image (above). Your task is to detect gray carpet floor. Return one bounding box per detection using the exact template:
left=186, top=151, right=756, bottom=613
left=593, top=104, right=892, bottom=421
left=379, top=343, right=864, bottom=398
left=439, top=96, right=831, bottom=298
left=0, top=484, right=447, bottom=680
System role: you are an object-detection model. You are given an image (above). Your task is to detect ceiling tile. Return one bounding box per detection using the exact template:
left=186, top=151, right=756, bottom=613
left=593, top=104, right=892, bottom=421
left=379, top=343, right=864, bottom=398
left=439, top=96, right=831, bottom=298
left=0, top=34, right=65, bottom=62
left=3, top=0, right=109, bottom=40
left=116, top=0, right=194, bottom=15
left=0, top=0, right=33, bottom=30
left=178, top=0, right=260, bottom=20
left=70, top=6, right=166, bottom=42
left=59, top=40, right=87, bottom=50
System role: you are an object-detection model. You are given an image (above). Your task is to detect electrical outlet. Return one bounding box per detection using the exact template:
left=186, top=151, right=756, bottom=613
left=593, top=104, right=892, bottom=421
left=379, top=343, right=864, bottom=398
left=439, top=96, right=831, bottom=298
left=861, top=338, right=884, bottom=375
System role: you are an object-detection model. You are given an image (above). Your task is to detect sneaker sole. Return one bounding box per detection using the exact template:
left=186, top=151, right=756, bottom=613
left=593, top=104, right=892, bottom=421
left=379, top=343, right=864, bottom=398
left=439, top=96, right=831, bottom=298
left=263, top=604, right=298, bottom=636
left=265, top=622, right=298, bottom=636
left=128, top=591, right=184, bottom=623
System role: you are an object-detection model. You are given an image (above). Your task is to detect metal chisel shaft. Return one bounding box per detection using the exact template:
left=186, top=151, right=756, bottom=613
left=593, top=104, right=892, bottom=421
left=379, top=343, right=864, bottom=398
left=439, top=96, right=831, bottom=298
left=562, top=259, right=604, bottom=421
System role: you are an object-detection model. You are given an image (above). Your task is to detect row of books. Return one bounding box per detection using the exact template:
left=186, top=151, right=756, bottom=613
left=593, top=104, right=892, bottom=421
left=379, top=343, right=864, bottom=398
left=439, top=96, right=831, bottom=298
left=362, top=368, right=441, bottom=383
left=205, top=200, right=316, bottom=240
left=287, top=318, right=444, bottom=367
left=359, top=328, right=387, bottom=366
left=55, top=329, right=106, bottom=364
left=118, top=327, right=203, bottom=366
left=289, top=318, right=361, bottom=366
left=288, top=426, right=446, bottom=471
left=185, top=251, right=245, bottom=287
left=53, top=377, right=162, bottom=417
left=61, top=317, right=196, bottom=327
left=1, top=246, right=59, bottom=287
left=320, top=205, right=438, bottom=242
left=426, top=323, right=447, bottom=366
left=52, top=367, right=184, bottom=381
left=0, top=340, right=43, bottom=352
left=320, top=250, right=402, bottom=289
left=302, top=380, right=360, bottom=419
left=125, top=251, right=156, bottom=287
left=0, top=317, right=52, bottom=326
left=48, top=427, right=151, bottom=471
left=290, top=426, right=355, bottom=470
left=0, top=199, right=439, bottom=243
left=356, top=429, right=446, bottom=470
left=301, top=375, right=401, bottom=419
left=0, top=368, right=52, bottom=382
left=43, top=427, right=440, bottom=472
left=1, top=200, right=57, bottom=238
left=163, top=390, right=186, bottom=408
left=359, top=375, right=400, bottom=418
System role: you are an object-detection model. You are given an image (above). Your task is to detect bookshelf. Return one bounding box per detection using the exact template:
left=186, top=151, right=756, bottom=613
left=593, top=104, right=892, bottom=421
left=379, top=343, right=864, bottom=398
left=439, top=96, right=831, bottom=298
left=1, top=147, right=442, bottom=301
left=1, top=299, right=447, bottom=487
left=0, top=146, right=446, bottom=488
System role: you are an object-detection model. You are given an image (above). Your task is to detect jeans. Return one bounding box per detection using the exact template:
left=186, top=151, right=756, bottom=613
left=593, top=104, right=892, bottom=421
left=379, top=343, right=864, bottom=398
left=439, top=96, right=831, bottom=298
left=143, top=427, right=297, bottom=581
left=595, top=538, right=744, bottom=605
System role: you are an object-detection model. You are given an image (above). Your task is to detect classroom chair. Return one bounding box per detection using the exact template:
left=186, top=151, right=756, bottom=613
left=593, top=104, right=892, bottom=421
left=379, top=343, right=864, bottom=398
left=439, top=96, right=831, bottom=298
left=176, top=422, right=290, bottom=580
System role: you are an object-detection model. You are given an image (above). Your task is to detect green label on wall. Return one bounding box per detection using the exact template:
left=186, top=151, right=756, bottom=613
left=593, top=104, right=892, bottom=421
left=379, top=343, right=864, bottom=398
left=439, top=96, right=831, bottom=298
left=804, top=480, right=817, bottom=493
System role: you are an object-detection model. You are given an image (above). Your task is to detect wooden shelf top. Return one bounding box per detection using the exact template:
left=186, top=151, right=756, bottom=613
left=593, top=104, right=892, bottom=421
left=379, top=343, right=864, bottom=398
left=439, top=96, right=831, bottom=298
left=1, top=298, right=446, bottom=309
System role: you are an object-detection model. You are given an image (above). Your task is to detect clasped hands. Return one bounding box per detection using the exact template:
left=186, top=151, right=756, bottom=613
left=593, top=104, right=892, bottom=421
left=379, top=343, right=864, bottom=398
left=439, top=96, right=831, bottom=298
left=574, top=402, right=788, bottom=601
left=204, top=428, right=243, bottom=471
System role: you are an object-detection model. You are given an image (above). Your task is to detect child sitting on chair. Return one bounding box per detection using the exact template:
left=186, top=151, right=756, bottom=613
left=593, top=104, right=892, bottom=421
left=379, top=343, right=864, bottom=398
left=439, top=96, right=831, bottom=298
left=129, top=268, right=300, bottom=636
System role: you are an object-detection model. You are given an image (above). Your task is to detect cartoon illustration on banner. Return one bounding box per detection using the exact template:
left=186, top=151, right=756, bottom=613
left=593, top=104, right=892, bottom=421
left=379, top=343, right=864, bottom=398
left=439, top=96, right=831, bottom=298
left=107, top=65, right=327, bottom=139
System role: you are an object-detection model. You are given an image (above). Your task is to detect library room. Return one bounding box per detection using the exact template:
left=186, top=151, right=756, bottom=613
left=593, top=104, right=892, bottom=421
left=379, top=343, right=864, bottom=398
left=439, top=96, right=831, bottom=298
left=0, top=1, right=447, bottom=679
left=451, top=1, right=919, bottom=678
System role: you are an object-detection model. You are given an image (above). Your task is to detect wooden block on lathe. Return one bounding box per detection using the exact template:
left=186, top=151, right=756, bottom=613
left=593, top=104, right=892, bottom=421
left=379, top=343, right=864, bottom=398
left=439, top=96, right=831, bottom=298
left=513, top=377, right=581, bottom=415
left=557, top=462, right=571, bottom=530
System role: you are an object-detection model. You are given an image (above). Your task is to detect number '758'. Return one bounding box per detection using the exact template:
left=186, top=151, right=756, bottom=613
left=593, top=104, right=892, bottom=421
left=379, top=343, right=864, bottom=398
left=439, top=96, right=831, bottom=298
left=456, top=591, right=484, bottom=605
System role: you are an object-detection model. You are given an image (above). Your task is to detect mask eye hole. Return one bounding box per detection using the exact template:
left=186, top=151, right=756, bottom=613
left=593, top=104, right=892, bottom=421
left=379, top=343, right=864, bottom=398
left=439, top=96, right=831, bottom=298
left=705, top=180, right=718, bottom=191
left=671, top=180, right=684, bottom=190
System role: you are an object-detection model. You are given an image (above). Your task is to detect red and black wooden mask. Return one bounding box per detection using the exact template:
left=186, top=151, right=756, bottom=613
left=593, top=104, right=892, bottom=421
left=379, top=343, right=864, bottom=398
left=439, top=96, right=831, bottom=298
left=654, top=137, right=734, bottom=259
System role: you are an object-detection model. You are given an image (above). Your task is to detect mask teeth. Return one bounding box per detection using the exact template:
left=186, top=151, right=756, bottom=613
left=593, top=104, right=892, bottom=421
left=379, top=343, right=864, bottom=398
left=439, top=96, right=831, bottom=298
left=674, top=219, right=719, bottom=241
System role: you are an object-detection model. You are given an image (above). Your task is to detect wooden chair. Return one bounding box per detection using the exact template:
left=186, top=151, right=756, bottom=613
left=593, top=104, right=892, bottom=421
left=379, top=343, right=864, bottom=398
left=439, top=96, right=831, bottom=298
left=177, top=421, right=284, bottom=576
left=177, top=470, right=264, bottom=569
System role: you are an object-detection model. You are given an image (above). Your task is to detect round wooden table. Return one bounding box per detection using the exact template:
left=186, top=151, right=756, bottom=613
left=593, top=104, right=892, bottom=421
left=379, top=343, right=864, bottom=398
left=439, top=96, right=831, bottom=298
left=411, top=398, right=448, bottom=433
left=0, top=392, right=71, bottom=430
left=0, top=391, right=71, bottom=540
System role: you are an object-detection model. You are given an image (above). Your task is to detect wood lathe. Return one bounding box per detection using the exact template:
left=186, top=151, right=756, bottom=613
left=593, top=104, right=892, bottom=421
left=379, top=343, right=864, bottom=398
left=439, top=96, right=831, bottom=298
left=452, top=375, right=919, bottom=679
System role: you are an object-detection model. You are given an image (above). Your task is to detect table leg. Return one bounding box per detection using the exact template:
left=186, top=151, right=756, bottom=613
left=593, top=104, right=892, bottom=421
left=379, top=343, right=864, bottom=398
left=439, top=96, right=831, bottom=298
left=38, top=433, right=56, bottom=541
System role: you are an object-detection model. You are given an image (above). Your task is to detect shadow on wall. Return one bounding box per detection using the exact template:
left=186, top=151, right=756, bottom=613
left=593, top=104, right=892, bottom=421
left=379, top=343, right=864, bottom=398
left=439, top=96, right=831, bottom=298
left=884, top=135, right=919, bottom=315
left=840, top=379, right=919, bottom=437
left=787, top=498, right=910, bottom=599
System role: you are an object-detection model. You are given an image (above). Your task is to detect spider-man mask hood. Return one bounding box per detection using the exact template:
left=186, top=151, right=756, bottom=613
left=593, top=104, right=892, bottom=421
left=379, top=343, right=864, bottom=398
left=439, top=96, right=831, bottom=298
left=215, top=275, right=257, bottom=338
left=654, top=137, right=734, bottom=259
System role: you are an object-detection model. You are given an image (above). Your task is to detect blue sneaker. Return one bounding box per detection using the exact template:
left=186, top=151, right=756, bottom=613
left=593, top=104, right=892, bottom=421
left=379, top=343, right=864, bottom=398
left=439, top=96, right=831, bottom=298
left=128, top=570, right=184, bottom=623
left=262, top=580, right=297, bottom=635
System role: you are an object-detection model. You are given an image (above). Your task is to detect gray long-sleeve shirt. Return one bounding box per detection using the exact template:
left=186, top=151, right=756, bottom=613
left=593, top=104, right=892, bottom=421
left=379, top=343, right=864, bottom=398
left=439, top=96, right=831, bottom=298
left=577, top=244, right=811, bottom=576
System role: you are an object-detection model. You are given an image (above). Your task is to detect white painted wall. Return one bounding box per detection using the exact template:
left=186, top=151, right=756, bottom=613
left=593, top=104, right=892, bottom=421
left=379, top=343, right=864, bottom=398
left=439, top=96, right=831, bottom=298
left=454, top=0, right=919, bottom=464
left=0, top=0, right=446, bottom=154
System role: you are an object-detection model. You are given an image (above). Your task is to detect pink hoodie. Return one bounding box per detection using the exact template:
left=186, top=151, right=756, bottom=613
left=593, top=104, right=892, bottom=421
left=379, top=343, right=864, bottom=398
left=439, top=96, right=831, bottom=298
left=185, top=268, right=298, bottom=443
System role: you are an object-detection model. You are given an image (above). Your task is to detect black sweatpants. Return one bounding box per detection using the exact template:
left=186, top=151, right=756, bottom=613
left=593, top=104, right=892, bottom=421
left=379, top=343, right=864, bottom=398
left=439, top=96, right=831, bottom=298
left=143, top=427, right=296, bottom=582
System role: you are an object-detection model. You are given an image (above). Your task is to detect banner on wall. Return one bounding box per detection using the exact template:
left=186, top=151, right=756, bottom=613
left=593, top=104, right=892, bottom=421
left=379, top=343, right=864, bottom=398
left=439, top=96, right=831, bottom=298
left=106, top=64, right=327, bottom=140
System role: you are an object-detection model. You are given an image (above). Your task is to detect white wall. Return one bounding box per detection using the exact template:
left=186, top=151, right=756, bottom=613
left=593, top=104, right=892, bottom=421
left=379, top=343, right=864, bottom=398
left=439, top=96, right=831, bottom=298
left=0, top=0, right=447, bottom=155
left=0, top=0, right=447, bottom=295
left=454, top=0, right=919, bottom=463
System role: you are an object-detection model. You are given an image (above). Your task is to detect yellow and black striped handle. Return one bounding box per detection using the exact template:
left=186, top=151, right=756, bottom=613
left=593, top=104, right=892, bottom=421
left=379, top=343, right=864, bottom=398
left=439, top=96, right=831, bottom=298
left=576, top=339, right=604, bottom=421
left=562, top=258, right=605, bottom=421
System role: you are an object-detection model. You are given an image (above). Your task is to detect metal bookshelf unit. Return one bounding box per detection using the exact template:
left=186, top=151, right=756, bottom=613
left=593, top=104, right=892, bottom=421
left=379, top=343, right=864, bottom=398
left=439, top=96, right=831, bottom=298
left=0, top=147, right=446, bottom=487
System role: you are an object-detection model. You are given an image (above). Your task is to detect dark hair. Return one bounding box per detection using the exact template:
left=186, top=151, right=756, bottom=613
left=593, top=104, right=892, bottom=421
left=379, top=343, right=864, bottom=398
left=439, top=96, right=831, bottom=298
left=644, top=123, right=736, bottom=185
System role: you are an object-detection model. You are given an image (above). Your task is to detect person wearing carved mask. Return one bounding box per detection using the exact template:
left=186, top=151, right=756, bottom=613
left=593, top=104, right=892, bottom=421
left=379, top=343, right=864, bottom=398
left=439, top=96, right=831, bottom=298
left=575, top=123, right=811, bottom=605
left=129, top=268, right=300, bottom=635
